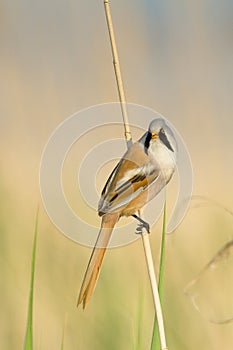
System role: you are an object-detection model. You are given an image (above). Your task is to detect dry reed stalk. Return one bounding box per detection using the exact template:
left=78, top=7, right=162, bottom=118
left=103, top=1, right=168, bottom=349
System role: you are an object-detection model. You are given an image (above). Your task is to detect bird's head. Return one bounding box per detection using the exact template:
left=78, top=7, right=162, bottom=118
left=144, top=118, right=177, bottom=153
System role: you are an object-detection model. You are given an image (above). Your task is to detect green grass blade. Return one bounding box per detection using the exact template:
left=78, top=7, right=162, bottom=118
left=150, top=200, right=167, bottom=350
left=24, top=209, right=39, bottom=350
left=60, top=329, right=65, bottom=350
left=60, top=316, right=66, bottom=350
left=135, top=290, right=144, bottom=350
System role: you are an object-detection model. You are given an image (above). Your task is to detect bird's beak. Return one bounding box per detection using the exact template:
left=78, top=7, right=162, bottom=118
left=151, top=131, right=158, bottom=139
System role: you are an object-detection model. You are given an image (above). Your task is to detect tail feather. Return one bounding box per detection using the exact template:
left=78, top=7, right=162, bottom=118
left=77, top=213, right=119, bottom=309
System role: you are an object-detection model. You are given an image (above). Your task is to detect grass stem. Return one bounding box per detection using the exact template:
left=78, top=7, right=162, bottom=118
left=150, top=201, right=167, bottom=350
left=24, top=209, right=39, bottom=350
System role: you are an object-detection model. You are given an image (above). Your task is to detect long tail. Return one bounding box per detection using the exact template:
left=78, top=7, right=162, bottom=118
left=77, top=213, right=119, bottom=309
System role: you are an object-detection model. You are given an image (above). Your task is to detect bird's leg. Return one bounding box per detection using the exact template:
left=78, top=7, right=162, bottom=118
left=132, top=214, right=150, bottom=234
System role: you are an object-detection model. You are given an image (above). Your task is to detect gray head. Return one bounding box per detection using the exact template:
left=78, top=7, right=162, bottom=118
left=143, top=118, right=177, bottom=153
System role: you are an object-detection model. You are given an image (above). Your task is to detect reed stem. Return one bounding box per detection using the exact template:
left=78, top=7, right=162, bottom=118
left=103, top=1, right=168, bottom=349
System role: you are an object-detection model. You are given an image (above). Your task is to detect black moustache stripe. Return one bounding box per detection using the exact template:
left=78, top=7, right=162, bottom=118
left=159, top=130, right=174, bottom=152
left=144, top=131, right=152, bottom=154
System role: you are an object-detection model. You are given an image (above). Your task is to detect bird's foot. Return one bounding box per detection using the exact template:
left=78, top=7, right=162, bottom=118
left=132, top=214, right=150, bottom=234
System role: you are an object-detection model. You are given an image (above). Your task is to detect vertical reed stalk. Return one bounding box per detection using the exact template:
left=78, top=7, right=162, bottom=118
left=103, top=0, right=132, bottom=149
left=103, top=1, right=168, bottom=349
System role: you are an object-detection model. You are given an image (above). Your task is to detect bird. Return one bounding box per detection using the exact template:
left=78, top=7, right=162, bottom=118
left=77, top=118, right=177, bottom=309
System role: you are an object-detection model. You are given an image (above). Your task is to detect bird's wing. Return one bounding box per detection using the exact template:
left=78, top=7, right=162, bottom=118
left=98, top=142, right=160, bottom=214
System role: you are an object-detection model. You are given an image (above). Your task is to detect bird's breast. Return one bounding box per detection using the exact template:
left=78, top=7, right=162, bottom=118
left=149, top=141, right=176, bottom=182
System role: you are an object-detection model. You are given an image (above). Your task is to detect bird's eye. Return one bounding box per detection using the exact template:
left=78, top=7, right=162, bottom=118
left=160, top=128, right=165, bottom=134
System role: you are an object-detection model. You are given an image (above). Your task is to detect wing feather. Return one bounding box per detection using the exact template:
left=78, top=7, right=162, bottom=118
left=98, top=142, right=160, bottom=215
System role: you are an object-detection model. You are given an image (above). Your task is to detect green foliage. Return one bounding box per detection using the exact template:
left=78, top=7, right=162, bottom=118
left=24, top=210, right=39, bottom=350
left=150, top=201, right=167, bottom=350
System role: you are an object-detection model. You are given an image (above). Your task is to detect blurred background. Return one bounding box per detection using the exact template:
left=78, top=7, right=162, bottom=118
left=0, top=0, right=233, bottom=349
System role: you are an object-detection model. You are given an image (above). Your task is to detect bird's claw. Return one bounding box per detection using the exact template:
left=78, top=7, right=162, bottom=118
left=135, top=222, right=150, bottom=234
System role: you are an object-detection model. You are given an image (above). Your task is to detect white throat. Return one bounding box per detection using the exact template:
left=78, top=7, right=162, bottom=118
left=149, top=139, right=177, bottom=182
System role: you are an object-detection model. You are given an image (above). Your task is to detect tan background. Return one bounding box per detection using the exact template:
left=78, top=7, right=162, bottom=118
left=1, top=1, right=233, bottom=349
